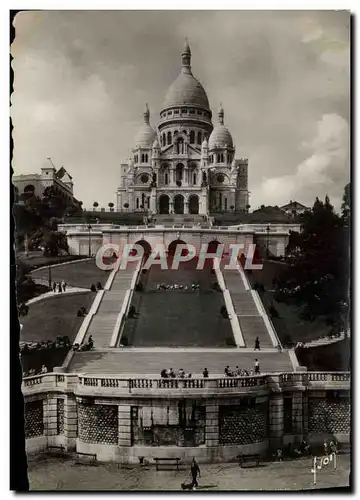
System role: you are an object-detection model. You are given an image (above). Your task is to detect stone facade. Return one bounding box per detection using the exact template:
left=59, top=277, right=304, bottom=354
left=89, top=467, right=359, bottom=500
left=116, top=43, right=249, bottom=215
left=22, top=372, right=350, bottom=463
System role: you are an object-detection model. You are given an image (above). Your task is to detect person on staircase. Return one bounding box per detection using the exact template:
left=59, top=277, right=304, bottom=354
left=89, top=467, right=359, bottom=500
left=254, top=337, right=260, bottom=350
left=254, top=359, right=260, bottom=374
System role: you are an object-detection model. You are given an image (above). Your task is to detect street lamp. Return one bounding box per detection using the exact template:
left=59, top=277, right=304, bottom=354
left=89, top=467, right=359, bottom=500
left=88, top=224, right=92, bottom=257
left=266, top=225, right=270, bottom=259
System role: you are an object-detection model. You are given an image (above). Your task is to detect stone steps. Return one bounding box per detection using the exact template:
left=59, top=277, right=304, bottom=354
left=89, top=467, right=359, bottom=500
left=68, top=349, right=293, bottom=374
left=238, top=316, right=273, bottom=348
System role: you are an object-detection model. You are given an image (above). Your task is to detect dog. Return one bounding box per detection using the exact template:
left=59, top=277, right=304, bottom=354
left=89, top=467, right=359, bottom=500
left=181, top=482, right=194, bottom=490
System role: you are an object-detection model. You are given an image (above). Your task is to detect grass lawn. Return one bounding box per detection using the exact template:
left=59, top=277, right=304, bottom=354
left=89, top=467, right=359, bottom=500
left=20, top=292, right=95, bottom=343
left=16, top=251, right=87, bottom=270
left=30, top=259, right=110, bottom=290
left=247, top=260, right=330, bottom=346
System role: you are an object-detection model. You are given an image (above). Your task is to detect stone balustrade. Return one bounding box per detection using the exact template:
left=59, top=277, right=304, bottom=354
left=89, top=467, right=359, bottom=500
left=21, top=371, right=350, bottom=399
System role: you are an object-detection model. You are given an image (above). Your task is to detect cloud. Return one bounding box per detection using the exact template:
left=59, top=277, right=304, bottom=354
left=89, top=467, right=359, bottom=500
left=251, top=113, right=349, bottom=210
left=11, top=11, right=350, bottom=210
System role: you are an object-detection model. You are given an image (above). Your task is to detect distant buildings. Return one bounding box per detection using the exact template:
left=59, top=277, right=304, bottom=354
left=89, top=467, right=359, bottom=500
left=280, top=200, right=310, bottom=217
left=13, top=159, right=79, bottom=206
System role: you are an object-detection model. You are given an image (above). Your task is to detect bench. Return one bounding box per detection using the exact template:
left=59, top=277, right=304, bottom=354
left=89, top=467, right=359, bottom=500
left=47, top=445, right=65, bottom=455
left=154, top=457, right=181, bottom=471
left=238, top=454, right=261, bottom=468
left=74, top=452, right=97, bottom=466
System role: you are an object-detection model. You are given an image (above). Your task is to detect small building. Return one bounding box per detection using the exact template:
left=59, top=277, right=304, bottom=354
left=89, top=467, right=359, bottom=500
left=13, top=159, right=79, bottom=206
left=280, top=201, right=310, bottom=217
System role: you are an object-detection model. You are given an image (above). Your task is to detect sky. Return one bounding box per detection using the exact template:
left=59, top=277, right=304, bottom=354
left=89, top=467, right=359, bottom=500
left=11, top=10, right=350, bottom=211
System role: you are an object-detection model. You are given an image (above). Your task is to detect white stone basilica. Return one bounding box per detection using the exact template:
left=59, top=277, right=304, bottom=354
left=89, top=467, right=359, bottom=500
left=117, top=42, right=249, bottom=216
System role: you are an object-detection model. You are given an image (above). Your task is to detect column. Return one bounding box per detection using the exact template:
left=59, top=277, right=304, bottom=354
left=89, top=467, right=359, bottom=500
left=118, top=405, right=132, bottom=446
left=150, top=187, right=157, bottom=214
left=44, top=397, right=57, bottom=437
left=169, top=201, right=174, bottom=214
left=64, top=395, right=78, bottom=451
left=302, top=393, right=308, bottom=436
left=205, top=401, right=219, bottom=447
left=184, top=202, right=189, bottom=214
left=269, top=394, right=284, bottom=450
left=292, top=392, right=303, bottom=436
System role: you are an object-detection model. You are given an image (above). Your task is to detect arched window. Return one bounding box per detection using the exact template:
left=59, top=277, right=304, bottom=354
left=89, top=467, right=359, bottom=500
left=193, top=173, right=197, bottom=185
left=141, top=193, right=145, bottom=207
left=197, top=132, right=202, bottom=145
left=165, top=173, right=168, bottom=185
left=167, top=131, right=172, bottom=145
left=136, top=198, right=139, bottom=209
left=162, top=133, right=166, bottom=146
left=224, top=198, right=228, bottom=210
left=219, top=193, right=222, bottom=210
left=190, top=130, right=195, bottom=144
left=141, top=154, right=144, bottom=163
left=145, top=154, right=148, bottom=163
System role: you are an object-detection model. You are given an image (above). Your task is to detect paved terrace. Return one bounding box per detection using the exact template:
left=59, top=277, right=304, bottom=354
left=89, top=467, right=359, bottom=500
left=67, top=348, right=294, bottom=375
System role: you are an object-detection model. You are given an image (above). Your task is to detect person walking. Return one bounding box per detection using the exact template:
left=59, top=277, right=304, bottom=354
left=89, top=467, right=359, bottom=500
left=203, top=368, right=209, bottom=378
left=62, top=280, right=67, bottom=292
left=190, top=458, right=201, bottom=490
left=52, top=282, right=57, bottom=293
left=254, top=337, right=260, bottom=350
left=254, top=359, right=260, bottom=374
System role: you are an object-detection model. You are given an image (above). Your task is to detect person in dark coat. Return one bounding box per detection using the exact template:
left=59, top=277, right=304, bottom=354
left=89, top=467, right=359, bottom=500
left=203, top=368, right=209, bottom=378
left=190, top=458, right=200, bottom=489
left=254, top=337, right=260, bottom=350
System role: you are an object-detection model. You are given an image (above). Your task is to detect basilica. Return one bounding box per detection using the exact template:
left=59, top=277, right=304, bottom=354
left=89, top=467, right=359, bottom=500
left=116, top=42, right=249, bottom=216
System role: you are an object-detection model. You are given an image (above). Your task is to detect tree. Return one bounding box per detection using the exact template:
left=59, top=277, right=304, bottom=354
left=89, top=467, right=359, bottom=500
left=93, top=202, right=99, bottom=211
left=275, top=195, right=348, bottom=327
left=341, top=183, right=350, bottom=226
left=108, top=202, right=114, bottom=212
left=43, top=231, right=69, bottom=256
left=124, top=203, right=129, bottom=209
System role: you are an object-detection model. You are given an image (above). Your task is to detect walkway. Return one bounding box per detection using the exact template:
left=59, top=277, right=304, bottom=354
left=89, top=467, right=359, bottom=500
left=222, top=267, right=274, bottom=348
left=68, top=348, right=293, bottom=375
left=26, top=286, right=90, bottom=305
left=83, top=267, right=136, bottom=347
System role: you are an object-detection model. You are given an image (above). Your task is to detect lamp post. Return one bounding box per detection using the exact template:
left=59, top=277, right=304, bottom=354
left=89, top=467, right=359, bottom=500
left=266, top=225, right=270, bottom=259
left=87, top=224, right=92, bottom=257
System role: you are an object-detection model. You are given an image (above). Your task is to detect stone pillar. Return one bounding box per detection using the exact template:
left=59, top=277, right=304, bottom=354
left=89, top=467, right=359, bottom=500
left=302, top=393, right=308, bottom=436
left=205, top=402, right=219, bottom=447
left=169, top=201, right=174, bottom=214
left=44, top=397, right=58, bottom=437
left=118, top=405, right=132, bottom=446
left=150, top=188, right=157, bottom=214
left=269, top=394, right=284, bottom=450
left=292, top=392, right=303, bottom=437
left=64, top=395, right=78, bottom=451
left=184, top=202, right=189, bottom=214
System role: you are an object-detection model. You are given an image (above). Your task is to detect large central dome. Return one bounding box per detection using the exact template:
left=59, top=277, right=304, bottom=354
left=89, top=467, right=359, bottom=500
left=162, top=42, right=210, bottom=110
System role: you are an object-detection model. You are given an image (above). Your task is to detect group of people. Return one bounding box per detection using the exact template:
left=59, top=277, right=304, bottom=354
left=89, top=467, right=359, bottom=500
left=160, top=367, right=194, bottom=378
left=224, top=359, right=260, bottom=376
left=72, top=335, right=94, bottom=352
left=275, top=439, right=338, bottom=461
left=156, top=283, right=201, bottom=291
left=52, top=280, right=67, bottom=293
left=23, top=364, right=48, bottom=377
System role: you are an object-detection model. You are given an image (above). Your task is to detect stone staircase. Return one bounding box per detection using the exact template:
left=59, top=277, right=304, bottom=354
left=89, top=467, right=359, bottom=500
left=68, top=349, right=293, bottom=375
left=83, top=268, right=135, bottom=347
left=222, top=268, right=274, bottom=348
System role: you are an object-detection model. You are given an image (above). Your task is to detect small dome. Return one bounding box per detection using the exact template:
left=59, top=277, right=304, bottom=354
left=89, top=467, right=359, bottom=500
left=202, top=138, right=208, bottom=148
left=208, top=125, right=233, bottom=149
left=134, top=103, right=156, bottom=148
left=134, top=124, right=156, bottom=148
left=152, top=138, right=160, bottom=149
left=208, top=104, right=233, bottom=149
